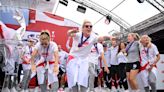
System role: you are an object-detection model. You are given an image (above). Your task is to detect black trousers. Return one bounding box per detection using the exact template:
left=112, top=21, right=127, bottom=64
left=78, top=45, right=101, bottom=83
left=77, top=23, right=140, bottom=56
left=118, top=63, right=128, bottom=90
left=110, top=65, right=119, bottom=89
left=103, top=67, right=112, bottom=89
left=17, top=64, right=23, bottom=83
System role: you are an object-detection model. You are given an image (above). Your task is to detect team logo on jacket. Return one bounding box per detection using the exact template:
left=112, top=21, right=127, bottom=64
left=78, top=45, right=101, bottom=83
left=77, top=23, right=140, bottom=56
left=81, top=42, right=89, bottom=47
left=133, top=64, right=137, bottom=69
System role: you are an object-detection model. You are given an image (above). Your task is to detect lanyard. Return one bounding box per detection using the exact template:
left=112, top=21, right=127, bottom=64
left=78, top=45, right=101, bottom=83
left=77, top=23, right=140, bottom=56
left=29, top=46, right=32, bottom=55
left=126, top=41, right=134, bottom=52
left=94, top=43, right=99, bottom=54
left=43, top=45, right=50, bottom=63
left=78, top=33, right=90, bottom=47
left=144, top=47, right=149, bottom=58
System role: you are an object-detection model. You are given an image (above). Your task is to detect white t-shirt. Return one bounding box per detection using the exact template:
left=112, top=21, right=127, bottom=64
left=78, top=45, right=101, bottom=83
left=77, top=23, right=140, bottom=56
left=102, top=48, right=111, bottom=67
left=59, top=50, right=68, bottom=68
left=69, top=32, right=98, bottom=58
left=12, top=46, right=24, bottom=64
left=140, top=43, right=159, bottom=66
left=23, top=46, right=35, bottom=60
left=109, top=46, right=119, bottom=65
left=35, top=41, right=58, bottom=62
left=117, top=51, right=128, bottom=64
left=88, top=43, right=104, bottom=65
left=22, top=46, right=34, bottom=70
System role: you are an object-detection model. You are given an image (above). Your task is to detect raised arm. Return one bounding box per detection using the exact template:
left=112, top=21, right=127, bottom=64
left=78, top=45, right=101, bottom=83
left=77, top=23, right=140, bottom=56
left=13, top=10, right=26, bottom=40
left=54, top=50, right=59, bottom=66
left=53, top=50, right=59, bottom=75
left=154, top=54, right=160, bottom=65
left=30, top=48, right=38, bottom=72
left=101, top=52, right=109, bottom=73
left=98, top=36, right=112, bottom=43
left=67, top=29, right=79, bottom=37
left=30, top=49, right=38, bottom=65
left=66, top=37, right=71, bottom=51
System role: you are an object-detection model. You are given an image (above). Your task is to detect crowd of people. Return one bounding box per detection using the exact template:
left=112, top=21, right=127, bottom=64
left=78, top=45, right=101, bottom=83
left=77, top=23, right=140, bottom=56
left=0, top=20, right=160, bottom=92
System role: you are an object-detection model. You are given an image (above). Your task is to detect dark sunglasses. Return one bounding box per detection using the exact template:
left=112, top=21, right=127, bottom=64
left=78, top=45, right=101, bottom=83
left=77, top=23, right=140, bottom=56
left=84, top=25, right=92, bottom=28
left=28, top=40, right=34, bottom=43
left=41, top=43, right=48, bottom=46
left=41, top=32, right=50, bottom=37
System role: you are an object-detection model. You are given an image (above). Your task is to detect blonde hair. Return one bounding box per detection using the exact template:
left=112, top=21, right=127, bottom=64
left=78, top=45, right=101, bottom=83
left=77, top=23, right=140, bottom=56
left=140, top=35, right=152, bottom=48
left=140, top=35, right=152, bottom=42
left=129, top=33, right=140, bottom=41
left=40, top=30, right=50, bottom=41
left=135, top=33, right=140, bottom=41
left=82, top=20, right=91, bottom=27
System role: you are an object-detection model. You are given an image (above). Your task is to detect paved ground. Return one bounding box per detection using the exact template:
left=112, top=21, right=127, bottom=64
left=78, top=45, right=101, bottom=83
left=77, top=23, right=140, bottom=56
left=1, top=87, right=119, bottom=92
left=1, top=87, right=146, bottom=92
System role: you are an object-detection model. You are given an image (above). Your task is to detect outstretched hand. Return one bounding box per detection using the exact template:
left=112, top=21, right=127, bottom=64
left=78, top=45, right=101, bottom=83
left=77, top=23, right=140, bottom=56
left=53, top=65, right=59, bottom=75
left=105, top=66, right=110, bottom=74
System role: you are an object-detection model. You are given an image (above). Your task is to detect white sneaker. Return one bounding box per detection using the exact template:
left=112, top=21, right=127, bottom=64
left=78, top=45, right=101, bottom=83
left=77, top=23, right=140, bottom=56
left=135, top=89, right=140, bottom=92
left=20, top=89, right=25, bottom=92
left=57, top=88, right=65, bottom=92
left=103, top=83, right=107, bottom=88
left=29, top=88, right=34, bottom=92
left=98, top=86, right=102, bottom=92
left=106, top=88, right=111, bottom=92
left=34, top=87, right=39, bottom=92
left=2, top=87, right=10, bottom=92
left=119, top=88, right=124, bottom=92
left=10, top=87, right=17, bottom=92
left=47, top=85, right=50, bottom=90
left=24, top=89, right=29, bottom=92
left=90, top=91, right=95, bottom=92
left=88, top=89, right=96, bottom=92
left=16, top=85, right=21, bottom=91
left=124, top=89, right=129, bottom=92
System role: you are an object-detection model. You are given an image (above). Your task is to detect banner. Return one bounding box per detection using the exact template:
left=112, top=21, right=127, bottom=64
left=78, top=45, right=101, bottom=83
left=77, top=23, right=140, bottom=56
left=0, top=8, right=79, bottom=51
left=156, top=54, right=164, bottom=90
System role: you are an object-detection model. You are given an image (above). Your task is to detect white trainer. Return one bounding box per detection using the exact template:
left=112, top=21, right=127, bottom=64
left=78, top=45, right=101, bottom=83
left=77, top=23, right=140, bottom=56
left=2, top=87, right=10, bottom=92
left=124, top=89, right=129, bottom=92
left=10, top=87, right=17, bottom=92
left=20, top=89, right=25, bottom=92
left=34, top=87, right=39, bottom=92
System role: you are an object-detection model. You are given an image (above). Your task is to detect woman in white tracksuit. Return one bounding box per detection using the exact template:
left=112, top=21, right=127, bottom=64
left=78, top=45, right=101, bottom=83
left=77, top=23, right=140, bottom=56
left=30, top=30, right=59, bottom=92
left=139, top=35, right=160, bottom=92
left=21, top=38, right=35, bottom=92
left=66, top=20, right=111, bottom=92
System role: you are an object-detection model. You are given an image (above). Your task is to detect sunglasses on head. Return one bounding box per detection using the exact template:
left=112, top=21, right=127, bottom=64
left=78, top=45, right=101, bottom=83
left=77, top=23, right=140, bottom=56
left=84, top=25, right=92, bottom=28
left=41, top=32, right=50, bottom=37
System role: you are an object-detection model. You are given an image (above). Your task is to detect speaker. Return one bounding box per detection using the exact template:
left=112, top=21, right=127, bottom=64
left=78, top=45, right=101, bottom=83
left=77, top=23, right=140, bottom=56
left=106, top=15, right=111, bottom=23
left=59, top=0, right=68, bottom=6
left=137, top=0, right=145, bottom=3
left=77, top=5, right=86, bottom=13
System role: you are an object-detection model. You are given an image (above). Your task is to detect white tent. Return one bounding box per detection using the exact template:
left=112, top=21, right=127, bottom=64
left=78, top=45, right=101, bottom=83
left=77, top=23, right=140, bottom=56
left=0, top=0, right=163, bottom=35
